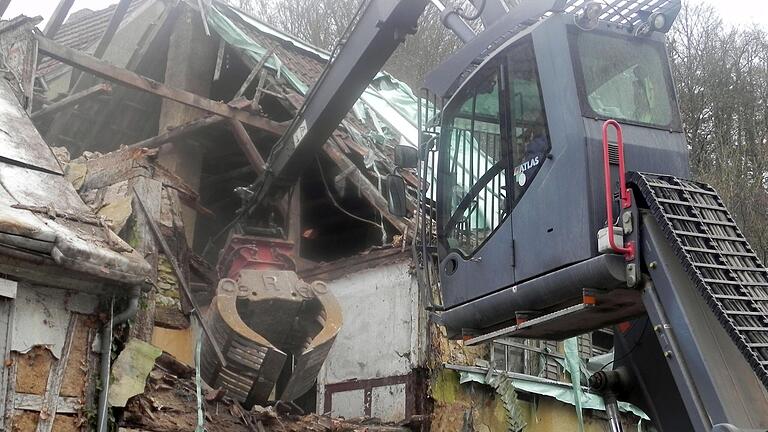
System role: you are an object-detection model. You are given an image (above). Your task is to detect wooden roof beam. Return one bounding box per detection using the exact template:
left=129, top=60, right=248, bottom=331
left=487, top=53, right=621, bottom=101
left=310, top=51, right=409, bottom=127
left=229, top=119, right=266, bottom=176
left=43, top=0, right=76, bottom=38
left=125, top=115, right=225, bottom=150
left=31, top=83, right=111, bottom=120
left=322, top=140, right=413, bottom=234
left=69, top=0, right=132, bottom=89
left=36, top=35, right=288, bottom=135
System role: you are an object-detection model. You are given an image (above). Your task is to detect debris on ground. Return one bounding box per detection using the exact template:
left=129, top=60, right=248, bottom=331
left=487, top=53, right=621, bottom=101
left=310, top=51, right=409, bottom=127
left=119, top=349, right=414, bottom=432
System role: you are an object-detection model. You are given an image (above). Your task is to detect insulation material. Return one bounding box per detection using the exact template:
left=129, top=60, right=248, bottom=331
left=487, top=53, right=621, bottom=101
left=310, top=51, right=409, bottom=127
left=207, top=5, right=309, bottom=94
left=11, top=285, right=97, bottom=358
left=108, top=339, right=163, bottom=407
left=209, top=2, right=422, bottom=152
left=360, top=89, right=417, bottom=146
left=151, top=326, right=194, bottom=366
left=457, top=370, right=649, bottom=420
left=564, top=337, right=586, bottom=432
left=14, top=346, right=55, bottom=395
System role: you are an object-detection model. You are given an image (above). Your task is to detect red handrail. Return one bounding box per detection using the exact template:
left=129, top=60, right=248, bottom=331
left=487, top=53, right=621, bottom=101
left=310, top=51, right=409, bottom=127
left=602, top=120, right=635, bottom=260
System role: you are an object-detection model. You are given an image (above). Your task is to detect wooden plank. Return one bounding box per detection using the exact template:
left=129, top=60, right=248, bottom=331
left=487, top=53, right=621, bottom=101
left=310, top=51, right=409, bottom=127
left=0, top=298, right=13, bottom=429
left=31, top=84, right=111, bottom=120
left=234, top=47, right=274, bottom=99
left=125, top=115, right=225, bottom=150
left=43, top=0, right=76, bottom=38
left=251, top=70, right=267, bottom=110
left=95, top=0, right=135, bottom=58
left=229, top=119, right=266, bottom=176
left=213, top=39, right=226, bottom=81
left=127, top=177, right=162, bottom=342
left=26, top=39, right=38, bottom=114
left=36, top=314, right=77, bottom=432
left=132, top=188, right=227, bottom=367
left=196, top=0, right=210, bottom=36
left=35, top=35, right=287, bottom=135
left=13, top=394, right=81, bottom=414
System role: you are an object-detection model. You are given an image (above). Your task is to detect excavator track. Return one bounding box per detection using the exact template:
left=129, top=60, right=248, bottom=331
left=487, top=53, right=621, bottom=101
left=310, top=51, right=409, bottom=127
left=630, top=172, right=768, bottom=390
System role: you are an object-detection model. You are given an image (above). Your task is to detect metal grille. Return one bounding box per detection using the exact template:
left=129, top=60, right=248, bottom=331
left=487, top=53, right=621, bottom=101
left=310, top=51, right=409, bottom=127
left=608, top=142, right=620, bottom=165
left=416, top=89, right=444, bottom=308
left=631, top=172, right=768, bottom=389
left=562, top=0, right=680, bottom=27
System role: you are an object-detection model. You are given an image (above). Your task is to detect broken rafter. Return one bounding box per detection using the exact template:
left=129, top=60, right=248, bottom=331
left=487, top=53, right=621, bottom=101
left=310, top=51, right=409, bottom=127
left=229, top=119, right=266, bottom=176
left=213, top=39, right=226, bottom=81
left=235, top=47, right=275, bottom=100
left=94, top=0, right=132, bottom=59
left=31, top=83, right=111, bottom=120
left=80, top=2, right=182, bottom=149
left=125, top=115, right=225, bottom=150
left=36, top=35, right=288, bottom=135
left=43, top=0, right=76, bottom=38
left=69, top=0, right=132, bottom=89
left=322, top=140, right=413, bottom=234
left=196, top=0, right=211, bottom=36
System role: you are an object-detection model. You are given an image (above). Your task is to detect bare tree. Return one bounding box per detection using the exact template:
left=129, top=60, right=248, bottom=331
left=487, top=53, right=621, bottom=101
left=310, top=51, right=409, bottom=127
left=221, top=0, right=469, bottom=89
left=669, top=2, right=768, bottom=260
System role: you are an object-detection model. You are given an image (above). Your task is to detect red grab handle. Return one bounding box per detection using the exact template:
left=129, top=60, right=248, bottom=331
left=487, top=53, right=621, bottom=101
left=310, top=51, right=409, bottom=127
left=602, top=120, right=635, bottom=259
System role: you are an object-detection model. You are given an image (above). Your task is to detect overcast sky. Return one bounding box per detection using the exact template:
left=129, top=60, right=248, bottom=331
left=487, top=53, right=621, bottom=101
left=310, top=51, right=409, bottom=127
left=5, top=0, right=768, bottom=29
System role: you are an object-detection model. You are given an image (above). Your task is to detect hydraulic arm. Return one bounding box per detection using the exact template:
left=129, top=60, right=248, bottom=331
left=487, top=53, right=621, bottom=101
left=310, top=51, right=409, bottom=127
left=241, top=0, right=428, bottom=214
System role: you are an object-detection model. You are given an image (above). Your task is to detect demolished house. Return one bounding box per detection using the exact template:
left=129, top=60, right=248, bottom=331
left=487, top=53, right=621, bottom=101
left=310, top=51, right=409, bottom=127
left=0, top=1, right=650, bottom=431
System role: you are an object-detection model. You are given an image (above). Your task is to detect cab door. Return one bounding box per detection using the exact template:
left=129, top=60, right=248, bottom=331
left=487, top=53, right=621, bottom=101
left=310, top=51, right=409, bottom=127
left=436, top=36, right=552, bottom=308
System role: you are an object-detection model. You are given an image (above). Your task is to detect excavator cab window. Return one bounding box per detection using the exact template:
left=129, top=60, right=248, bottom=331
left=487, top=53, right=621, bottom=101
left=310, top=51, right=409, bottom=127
left=439, top=37, right=549, bottom=257
left=439, top=63, right=506, bottom=256
left=507, top=39, right=550, bottom=200
left=570, top=29, right=681, bottom=130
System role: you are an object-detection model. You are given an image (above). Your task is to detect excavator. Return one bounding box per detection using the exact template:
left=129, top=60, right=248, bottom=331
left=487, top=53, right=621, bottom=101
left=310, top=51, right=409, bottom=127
left=228, top=0, right=768, bottom=430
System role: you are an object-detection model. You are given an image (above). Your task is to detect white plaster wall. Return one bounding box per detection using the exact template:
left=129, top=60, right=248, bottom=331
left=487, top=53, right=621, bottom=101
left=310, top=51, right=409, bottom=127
left=371, top=384, right=407, bottom=422
left=330, top=389, right=365, bottom=419
left=316, top=259, right=424, bottom=420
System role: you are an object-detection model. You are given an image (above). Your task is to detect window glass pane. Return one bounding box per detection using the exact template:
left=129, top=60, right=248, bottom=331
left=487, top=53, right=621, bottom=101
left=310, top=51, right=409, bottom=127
left=575, top=31, right=675, bottom=128
left=505, top=345, right=525, bottom=373
left=507, top=39, right=549, bottom=198
left=441, top=67, right=506, bottom=256
left=439, top=37, right=550, bottom=257
left=492, top=343, right=507, bottom=371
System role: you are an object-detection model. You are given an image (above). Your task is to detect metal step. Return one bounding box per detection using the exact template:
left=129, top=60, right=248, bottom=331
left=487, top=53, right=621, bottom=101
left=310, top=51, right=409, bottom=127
left=464, top=288, right=645, bottom=346
left=630, top=172, right=768, bottom=392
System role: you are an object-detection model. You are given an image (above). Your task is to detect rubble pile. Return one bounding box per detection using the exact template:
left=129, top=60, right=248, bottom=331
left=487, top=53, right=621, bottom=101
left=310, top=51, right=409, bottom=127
left=117, top=350, right=413, bottom=432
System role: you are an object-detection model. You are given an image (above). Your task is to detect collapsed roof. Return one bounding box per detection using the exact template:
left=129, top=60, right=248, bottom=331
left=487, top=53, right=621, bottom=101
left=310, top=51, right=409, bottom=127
left=0, top=18, right=150, bottom=292
left=32, top=0, right=418, bottom=262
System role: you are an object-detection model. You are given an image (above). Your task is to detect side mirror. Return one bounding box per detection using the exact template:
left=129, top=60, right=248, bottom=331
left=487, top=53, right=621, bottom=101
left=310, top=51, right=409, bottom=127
left=394, top=144, right=418, bottom=169
left=386, top=174, right=408, bottom=218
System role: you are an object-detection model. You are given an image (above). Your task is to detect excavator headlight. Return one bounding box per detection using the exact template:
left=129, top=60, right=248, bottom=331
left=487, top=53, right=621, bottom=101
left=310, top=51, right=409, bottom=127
left=576, top=1, right=603, bottom=31
left=583, top=1, right=603, bottom=21
left=649, top=12, right=667, bottom=31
